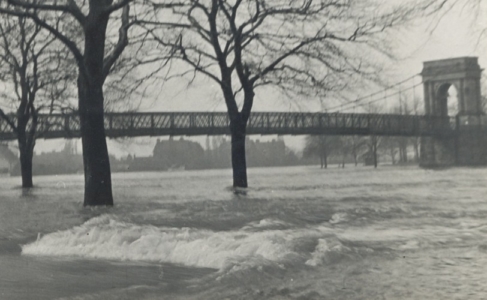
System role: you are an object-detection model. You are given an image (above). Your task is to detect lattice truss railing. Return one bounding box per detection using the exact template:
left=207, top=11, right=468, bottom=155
left=0, top=112, right=465, bottom=140
left=248, top=113, right=456, bottom=134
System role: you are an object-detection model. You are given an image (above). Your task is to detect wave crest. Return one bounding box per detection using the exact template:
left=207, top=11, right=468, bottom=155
left=22, top=215, right=295, bottom=269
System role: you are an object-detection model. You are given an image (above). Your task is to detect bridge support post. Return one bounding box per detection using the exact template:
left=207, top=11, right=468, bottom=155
left=455, top=129, right=487, bottom=165
left=420, top=57, right=487, bottom=168
left=419, top=136, right=456, bottom=168
left=420, top=120, right=487, bottom=167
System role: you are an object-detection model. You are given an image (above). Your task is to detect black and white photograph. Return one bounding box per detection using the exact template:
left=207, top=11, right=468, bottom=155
left=0, top=0, right=486, bottom=299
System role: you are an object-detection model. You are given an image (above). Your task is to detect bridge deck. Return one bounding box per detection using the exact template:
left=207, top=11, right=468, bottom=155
left=0, top=112, right=464, bottom=141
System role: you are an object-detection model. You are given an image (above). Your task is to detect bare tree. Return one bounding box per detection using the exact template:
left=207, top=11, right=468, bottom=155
left=0, top=14, right=74, bottom=188
left=146, top=0, right=417, bottom=188
left=380, top=136, right=398, bottom=164
left=0, top=0, right=147, bottom=206
left=342, top=136, right=366, bottom=167
left=304, top=135, right=342, bottom=169
left=364, top=103, right=384, bottom=168
left=421, top=0, right=482, bottom=19
left=367, top=135, right=380, bottom=168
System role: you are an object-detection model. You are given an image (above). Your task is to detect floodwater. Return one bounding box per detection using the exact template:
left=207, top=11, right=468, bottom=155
left=1, top=165, right=487, bottom=299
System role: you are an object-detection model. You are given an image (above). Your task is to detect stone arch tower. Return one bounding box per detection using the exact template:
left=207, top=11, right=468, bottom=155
left=420, top=57, right=487, bottom=167
left=422, top=57, right=483, bottom=117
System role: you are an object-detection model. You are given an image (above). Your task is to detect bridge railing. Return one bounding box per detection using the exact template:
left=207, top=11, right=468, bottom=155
left=105, top=112, right=231, bottom=136
left=0, top=112, right=469, bottom=140
left=246, top=112, right=456, bottom=136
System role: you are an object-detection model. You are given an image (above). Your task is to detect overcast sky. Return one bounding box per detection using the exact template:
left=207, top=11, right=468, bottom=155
left=31, top=2, right=487, bottom=157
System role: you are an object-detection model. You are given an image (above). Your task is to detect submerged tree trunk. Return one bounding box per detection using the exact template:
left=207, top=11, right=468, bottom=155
left=370, top=136, right=378, bottom=169
left=230, top=114, right=248, bottom=188
left=18, top=134, right=34, bottom=188
left=78, top=13, right=114, bottom=206
left=353, top=151, right=358, bottom=166
left=78, top=76, right=113, bottom=206
left=17, top=113, right=35, bottom=188
left=19, top=150, right=33, bottom=187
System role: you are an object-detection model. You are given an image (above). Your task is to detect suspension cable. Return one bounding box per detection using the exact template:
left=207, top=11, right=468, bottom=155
left=325, top=74, right=421, bottom=112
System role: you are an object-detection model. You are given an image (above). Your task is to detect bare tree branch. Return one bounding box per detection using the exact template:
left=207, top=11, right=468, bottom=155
left=103, top=4, right=131, bottom=79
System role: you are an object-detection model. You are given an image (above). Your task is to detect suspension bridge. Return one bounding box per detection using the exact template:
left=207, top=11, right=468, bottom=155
left=0, top=57, right=485, bottom=166
left=0, top=111, right=476, bottom=141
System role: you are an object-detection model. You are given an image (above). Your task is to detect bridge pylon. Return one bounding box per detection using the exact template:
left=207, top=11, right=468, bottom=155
left=420, top=57, right=487, bottom=167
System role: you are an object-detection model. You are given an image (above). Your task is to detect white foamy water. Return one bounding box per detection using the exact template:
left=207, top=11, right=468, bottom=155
left=21, top=206, right=487, bottom=270
left=2, top=166, right=487, bottom=299
left=23, top=215, right=296, bottom=269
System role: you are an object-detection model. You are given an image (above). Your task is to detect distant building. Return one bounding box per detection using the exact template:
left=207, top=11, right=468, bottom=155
left=8, top=137, right=303, bottom=176
left=125, top=137, right=300, bottom=172
left=246, top=138, right=295, bottom=167
left=205, top=137, right=299, bottom=169
left=152, top=137, right=206, bottom=169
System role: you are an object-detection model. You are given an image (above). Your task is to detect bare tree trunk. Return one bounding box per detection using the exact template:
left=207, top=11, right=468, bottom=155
left=230, top=114, right=247, bottom=188
left=78, top=13, right=113, bottom=206
left=78, top=75, right=113, bottom=206
left=19, top=149, right=33, bottom=187
left=398, top=139, right=408, bottom=163
left=413, top=138, right=420, bottom=162
left=16, top=113, right=35, bottom=188
left=320, top=156, right=324, bottom=169
left=352, top=137, right=360, bottom=167
left=324, top=153, right=328, bottom=169
left=372, top=136, right=378, bottom=168
left=18, top=134, right=34, bottom=188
